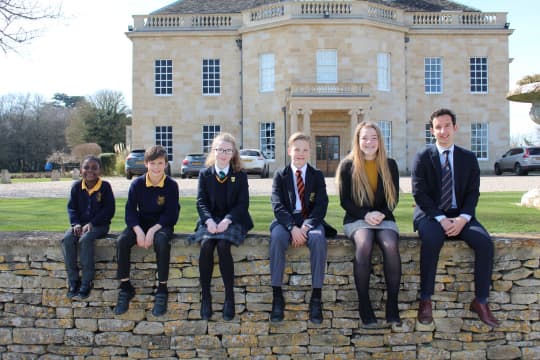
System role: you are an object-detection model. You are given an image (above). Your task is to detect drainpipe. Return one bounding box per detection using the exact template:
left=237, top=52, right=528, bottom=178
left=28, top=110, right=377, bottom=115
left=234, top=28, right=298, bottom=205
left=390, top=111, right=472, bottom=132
left=282, top=106, right=287, bottom=167
left=236, top=38, right=244, bottom=149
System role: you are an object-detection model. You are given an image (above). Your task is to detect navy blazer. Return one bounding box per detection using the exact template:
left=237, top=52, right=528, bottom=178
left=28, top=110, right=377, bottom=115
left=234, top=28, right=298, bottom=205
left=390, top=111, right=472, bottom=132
left=270, top=163, right=329, bottom=230
left=412, top=144, right=480, bottom=229
left=338, top=158, right=399, bottom=224
left=196, top=166, right=253, bottom=233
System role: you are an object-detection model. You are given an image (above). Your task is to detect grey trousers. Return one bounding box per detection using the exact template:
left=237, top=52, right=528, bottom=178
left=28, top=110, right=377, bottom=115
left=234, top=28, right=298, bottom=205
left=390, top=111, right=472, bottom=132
left=269, top=223, right=327, bottom=288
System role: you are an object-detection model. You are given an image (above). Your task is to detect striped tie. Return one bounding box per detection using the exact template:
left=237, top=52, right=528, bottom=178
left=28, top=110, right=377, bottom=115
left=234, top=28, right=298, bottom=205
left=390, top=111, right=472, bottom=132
left=440, top=150, right=453, bottom=211
left=296, top=169, right=308, bottom=218
left=219, top=171, right=226, bottom=180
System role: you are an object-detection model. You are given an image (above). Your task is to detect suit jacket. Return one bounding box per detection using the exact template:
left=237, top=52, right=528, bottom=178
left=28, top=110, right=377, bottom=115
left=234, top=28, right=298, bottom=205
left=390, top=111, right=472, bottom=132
left=412, top=144, right=480, bottom=229
left=196, top=166, right=253, bottom=233
left=338, top=158, right=399, bottom=224
left=270, top=163, right=329, bottom=231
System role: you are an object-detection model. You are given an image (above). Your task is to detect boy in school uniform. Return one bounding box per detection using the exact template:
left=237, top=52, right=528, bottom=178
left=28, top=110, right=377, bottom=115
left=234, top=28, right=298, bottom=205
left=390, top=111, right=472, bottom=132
left=62, top=155, right=115, bottom=299
left=114, top=145, right=180, bottom=317
left=269, top=132, right=334, bottom=324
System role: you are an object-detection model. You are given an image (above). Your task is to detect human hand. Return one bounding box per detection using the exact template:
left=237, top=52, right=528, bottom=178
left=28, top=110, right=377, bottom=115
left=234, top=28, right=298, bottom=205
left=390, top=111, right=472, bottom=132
left=82, top=223, right=92, bottom=234
left=291, top=226, right=307, bottom=247
left=216, top=219, right=231, bottom=233
left=444, top=216, right=467, bottom=237
left=134, top=226, right=146, bottom=248
left=365, top=211, right=385, bottom=226
left=206, top=219, right=218, bottom=234
left=72, top=224, right=82, bottom=237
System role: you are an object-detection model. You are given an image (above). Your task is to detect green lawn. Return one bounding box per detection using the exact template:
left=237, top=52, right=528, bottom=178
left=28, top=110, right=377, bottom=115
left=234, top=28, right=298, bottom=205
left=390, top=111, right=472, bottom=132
left=0, top=192, right=537, bottom=233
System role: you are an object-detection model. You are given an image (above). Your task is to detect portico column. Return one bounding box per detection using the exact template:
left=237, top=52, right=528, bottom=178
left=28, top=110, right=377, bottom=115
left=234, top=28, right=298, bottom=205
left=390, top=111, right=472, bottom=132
left=302, top=109, right=312, bottom=136
left=291, top=108, right=299, bottom=134
left=348, top=108, right=361, bottom=145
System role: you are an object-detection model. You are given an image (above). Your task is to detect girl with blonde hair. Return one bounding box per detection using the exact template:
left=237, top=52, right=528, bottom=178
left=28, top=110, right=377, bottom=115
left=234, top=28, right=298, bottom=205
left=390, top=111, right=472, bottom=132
left=336, top=121, right=401, bottom=327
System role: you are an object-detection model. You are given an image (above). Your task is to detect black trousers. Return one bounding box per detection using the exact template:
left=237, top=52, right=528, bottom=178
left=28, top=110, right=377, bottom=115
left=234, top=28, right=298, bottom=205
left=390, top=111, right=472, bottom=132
left=416, top=211, right=493, bottom=300
left=116, top=226, right=173, bottom=282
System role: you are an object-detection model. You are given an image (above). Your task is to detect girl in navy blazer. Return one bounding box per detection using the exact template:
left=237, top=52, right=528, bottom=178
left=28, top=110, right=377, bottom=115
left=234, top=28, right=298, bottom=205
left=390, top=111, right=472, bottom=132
left=336, top=122, right=401, bottom=327
left=190, top=133, right=253, bottom=321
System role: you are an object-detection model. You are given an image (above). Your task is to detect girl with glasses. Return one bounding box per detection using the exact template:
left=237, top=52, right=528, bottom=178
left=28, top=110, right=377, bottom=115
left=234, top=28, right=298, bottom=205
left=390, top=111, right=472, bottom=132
left=189, top=132, right=253, bottom=321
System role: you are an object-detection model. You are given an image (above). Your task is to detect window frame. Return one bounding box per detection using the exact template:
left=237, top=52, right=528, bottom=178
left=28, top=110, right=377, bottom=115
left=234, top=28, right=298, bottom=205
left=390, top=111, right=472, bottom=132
left=424, top=57, right=442, bottom=94
left=259, top=53, right=275, bottom=93
left=470, top=57, right=488, bottom=94
left=316, top=49, right=337, bottom=84
left=377, top=120, right=392, bottom=156
left=154, top=59, right=173, bottom=96
left=424, top=123, right=436, bottom=145
left=202, top=58, right=221, bottom=96
left=470, top=122, right=489, bottom=160
left=377, top=52, right=390, bottom=92
left=155, top=126, right=173, bottom=161
left=259, top=122, right=276, bottom=160
left=202, top=125, right=221, bottom=153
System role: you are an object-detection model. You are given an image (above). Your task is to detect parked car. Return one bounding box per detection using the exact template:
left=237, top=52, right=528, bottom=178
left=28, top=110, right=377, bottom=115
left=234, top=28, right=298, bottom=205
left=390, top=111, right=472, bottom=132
left=240, top=149, right=270, bottom=178
left=494, top=146, right=540, bottom=175
left=125, top=149, right=146, bottom=179
left=181, top=153, right=207, bottom=178
left=125, top=149, right=171, bottom=179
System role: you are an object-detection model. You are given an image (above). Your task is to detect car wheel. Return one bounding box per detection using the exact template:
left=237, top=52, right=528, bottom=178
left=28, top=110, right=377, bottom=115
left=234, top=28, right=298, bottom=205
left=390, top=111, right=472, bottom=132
left=514, top=163, right=525, bottom=176
left=494, top=163, right=502, bottom=175
left=181, top=174, right=186, bottom=179
left=126, top=171, right=132, bottom=180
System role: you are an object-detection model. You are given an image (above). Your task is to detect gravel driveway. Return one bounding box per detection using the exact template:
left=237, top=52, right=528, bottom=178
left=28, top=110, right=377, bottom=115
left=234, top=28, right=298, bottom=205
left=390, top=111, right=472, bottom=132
left=1, top=175, right=538, bottom=198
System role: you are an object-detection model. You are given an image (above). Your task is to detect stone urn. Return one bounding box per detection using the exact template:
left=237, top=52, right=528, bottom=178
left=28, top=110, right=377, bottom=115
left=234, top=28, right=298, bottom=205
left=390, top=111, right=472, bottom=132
left=506, top=81, right=540, bottom=125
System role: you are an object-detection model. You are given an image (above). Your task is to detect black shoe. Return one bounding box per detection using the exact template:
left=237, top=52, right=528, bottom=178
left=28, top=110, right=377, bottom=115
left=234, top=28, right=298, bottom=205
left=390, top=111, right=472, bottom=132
left=114, top=287, right=135, bottom=315
left=201, top=295, right=212, bottom=320
left=76, top=281, right=93, bottom=299
left=270, top=294, right=285, bottom=322
left=309, top=297, right=323, bottom=324
left=152, top=291, right=168, bottom=317
left=222, top=299, right=235, bottom=321
left=67, top=280, right=80, bottom=299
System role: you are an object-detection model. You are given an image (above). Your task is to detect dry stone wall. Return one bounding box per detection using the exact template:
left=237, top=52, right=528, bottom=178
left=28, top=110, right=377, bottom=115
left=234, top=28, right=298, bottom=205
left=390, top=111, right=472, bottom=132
left=0, top=232, right=539, bottom=359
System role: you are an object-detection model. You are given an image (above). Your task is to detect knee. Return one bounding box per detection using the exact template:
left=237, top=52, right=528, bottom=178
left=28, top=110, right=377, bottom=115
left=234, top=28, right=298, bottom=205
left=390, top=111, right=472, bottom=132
left=216, top=240, right=231, bottom=254
left=154, top=234, right=170, bottom=252
left=309, top=233, right=327, bottom=251
left=62, top=233, right=76, bottom=246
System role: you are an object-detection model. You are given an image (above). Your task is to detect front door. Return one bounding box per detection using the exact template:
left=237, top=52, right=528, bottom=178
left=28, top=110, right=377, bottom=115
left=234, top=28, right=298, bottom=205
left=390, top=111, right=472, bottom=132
left=316, top=136, right=340, bottom=176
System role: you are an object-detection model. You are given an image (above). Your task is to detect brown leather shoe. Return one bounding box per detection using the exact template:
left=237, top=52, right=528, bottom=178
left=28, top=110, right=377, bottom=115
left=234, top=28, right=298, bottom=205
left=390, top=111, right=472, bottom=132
left=470, top=299, right=500, bottom=327
left=417, top=300, right=433, bottom=324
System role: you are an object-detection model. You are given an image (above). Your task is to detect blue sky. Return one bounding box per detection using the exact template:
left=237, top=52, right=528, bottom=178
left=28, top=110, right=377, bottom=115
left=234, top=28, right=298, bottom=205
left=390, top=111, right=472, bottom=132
left=0, top=0, right=538, bottom=139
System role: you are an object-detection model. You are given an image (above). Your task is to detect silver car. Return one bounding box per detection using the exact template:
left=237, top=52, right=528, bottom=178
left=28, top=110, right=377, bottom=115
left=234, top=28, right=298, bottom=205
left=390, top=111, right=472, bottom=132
left=494, top=146, right=540, bottom=175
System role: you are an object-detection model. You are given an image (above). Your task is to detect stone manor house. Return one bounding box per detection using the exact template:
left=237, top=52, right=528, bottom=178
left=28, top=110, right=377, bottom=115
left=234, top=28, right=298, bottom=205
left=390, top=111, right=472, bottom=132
left=126, top=0, right=512, bottom=175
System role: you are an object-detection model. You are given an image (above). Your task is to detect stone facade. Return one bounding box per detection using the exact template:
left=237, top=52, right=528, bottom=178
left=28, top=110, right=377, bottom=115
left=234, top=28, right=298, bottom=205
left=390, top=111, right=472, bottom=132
left=0, top=232, right=539, bottom=359
left=127, top=1, right=512, bottom=175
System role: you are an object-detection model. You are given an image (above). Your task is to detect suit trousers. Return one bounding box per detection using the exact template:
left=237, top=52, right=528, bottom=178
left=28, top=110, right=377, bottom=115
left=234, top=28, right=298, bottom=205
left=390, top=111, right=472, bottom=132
left=116, top=226, right=173, bottom=282
left=269, top=223, right=327, bottom=288
left=416, top=213, right=493, bottom=299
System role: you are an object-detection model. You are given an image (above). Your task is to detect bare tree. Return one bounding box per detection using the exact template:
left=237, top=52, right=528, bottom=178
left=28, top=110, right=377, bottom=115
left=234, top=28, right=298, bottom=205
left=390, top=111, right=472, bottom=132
left=0, top=0, right=62, bottom=53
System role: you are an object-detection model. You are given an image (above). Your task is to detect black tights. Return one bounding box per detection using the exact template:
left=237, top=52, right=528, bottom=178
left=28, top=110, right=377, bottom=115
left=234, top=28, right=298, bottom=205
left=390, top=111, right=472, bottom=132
left=199, top=238, right=234, bottom=301
left=353, top=228, right=401, bottom=323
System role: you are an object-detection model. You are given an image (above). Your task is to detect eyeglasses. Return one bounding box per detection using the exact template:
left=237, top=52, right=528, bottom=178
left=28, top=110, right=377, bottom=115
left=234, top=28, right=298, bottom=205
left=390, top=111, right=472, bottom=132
left=214, top=148, right=233, bottom=154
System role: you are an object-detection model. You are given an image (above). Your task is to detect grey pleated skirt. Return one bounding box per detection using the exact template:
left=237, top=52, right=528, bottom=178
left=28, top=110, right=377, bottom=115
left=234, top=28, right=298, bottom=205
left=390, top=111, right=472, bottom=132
left=343, top=219, right=399, bottom=239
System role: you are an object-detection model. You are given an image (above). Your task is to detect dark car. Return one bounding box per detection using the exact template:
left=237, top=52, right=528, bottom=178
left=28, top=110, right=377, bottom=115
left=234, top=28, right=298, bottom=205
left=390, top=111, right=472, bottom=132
left=494, top=146, right=540, bottom=175
left=181, top=153, right=207, bottom=178
left=125, top=149, right=146, bottom=179
left=125, top=149, right=171, bottom=179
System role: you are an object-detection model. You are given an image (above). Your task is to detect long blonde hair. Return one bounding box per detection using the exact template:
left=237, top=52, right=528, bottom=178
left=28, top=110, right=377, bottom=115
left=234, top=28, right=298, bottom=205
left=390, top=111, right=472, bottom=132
left=336, top=122, right=397, bottom=209
left=205, top=132, right=242, bottom=172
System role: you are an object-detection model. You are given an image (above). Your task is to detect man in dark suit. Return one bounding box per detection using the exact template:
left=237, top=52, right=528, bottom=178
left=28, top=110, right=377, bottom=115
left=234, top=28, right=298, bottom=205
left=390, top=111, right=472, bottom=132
left=269, top=132, right=331, bottom=324
left=412, top=108, right=499, bottom=327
